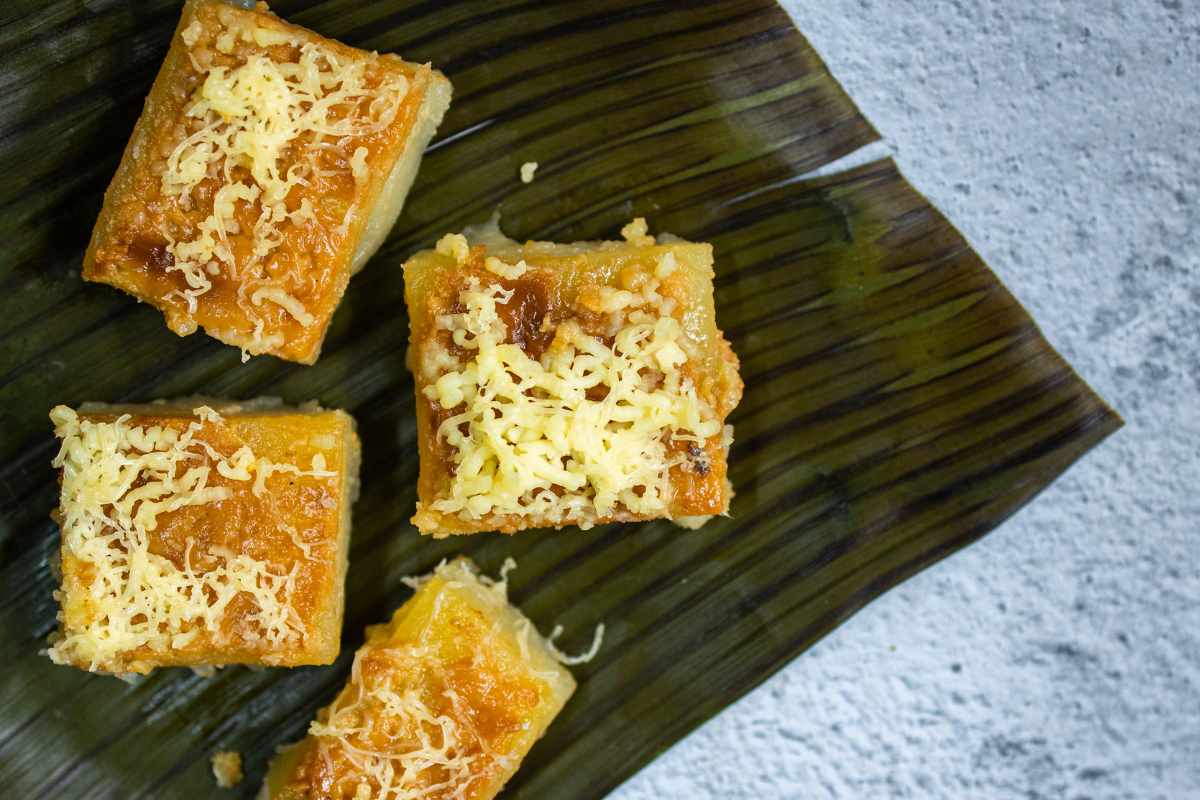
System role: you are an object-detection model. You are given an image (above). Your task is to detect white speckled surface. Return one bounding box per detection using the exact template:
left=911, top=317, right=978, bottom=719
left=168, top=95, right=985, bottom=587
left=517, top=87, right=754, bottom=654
left=611, top=1, right=1200, bottom=797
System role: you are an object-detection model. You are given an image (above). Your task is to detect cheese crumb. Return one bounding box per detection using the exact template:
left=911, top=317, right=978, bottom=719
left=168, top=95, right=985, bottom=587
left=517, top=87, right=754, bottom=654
left=350, top=146, right=370, bottom=184
left=484, top=255, right=529, bottom=280
left=655, top=251, right=678, bottom=279
left=211, top=750, right=243, bottom=788
left=181, top=20, right=203, bottom=47
left=251, top=25, right=292, bottom=48
left=620, top=217, right=655, bottom=246
left=251, top=285, right=315, bottom=327
left=435, top=233, right=471, bottom=265
left=519, top=161, right=538, bottom=183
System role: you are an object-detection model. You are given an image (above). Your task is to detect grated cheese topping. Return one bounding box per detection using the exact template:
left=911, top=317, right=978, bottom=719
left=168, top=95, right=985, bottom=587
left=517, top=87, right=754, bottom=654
left=48, top=405, right=335, bottom=672
left=309, top=568, right=519, bottom=800
left=303, top=559, right=588, bottom=800
left=309, top=644, right=507, bottom=800
left=423, top=262, right=721, bottom=526
left=161, top=19, right=408, bottom=358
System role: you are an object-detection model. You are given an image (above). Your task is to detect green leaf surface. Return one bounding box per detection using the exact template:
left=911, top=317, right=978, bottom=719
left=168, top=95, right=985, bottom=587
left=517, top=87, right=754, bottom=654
left=0, top=0, right=1119, bottom=797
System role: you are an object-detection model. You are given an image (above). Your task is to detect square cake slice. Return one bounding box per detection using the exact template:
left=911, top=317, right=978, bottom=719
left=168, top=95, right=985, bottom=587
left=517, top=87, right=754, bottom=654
left=83, top=0, right=452, bottom=364
left=48, top=398, right=360, bottom=675
left=403, top=217, right=744, bottom=537
left=260, top=557, right=577, bottom=800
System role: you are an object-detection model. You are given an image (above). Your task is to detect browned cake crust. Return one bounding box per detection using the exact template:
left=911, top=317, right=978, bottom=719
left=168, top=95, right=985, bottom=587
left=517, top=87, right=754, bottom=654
left=83, top=0, right=450, bottom=363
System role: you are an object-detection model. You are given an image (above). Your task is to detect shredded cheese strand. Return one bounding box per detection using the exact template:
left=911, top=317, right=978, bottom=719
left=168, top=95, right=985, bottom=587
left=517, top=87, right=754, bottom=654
left=546, top=622, right=605, bottom=666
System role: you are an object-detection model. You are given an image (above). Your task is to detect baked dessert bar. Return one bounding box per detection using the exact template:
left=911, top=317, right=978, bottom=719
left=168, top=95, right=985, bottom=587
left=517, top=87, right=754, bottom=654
left=47, top=398, right=360, bottom=675
left=83, top=0, right=452, bottom=363
left=260, top=558, right=576, bottom=800
left=403, top=217, right=744, bottom=537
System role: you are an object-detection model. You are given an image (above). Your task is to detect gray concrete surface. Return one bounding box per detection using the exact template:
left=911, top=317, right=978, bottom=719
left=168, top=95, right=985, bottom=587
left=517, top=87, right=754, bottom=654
left=611, top=1, right=1200, bottom=798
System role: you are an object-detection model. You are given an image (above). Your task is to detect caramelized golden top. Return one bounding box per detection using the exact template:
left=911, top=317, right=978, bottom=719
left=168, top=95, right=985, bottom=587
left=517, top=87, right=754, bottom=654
left=278, top=563, right=566, bottom=800
left=85, top=0, right=431, bottom=362
left=404, top=235, right=743, bottom=535
left=51, top=405, right=353, bottom=673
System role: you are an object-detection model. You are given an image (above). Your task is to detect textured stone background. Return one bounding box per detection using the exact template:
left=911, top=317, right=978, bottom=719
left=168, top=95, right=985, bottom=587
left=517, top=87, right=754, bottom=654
left=612, top=1, right=1200, bottom=797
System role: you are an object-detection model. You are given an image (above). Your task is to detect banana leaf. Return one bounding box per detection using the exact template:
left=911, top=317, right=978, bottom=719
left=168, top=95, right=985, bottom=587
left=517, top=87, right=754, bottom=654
left=0, top=0, right=1120, bottom=797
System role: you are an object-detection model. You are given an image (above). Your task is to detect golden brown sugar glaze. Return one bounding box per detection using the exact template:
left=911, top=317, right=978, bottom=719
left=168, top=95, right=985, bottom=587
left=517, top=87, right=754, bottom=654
left=411, top=245, right=735, bottom=534
left=287, top=653, right=544, bottom=799
left=59, top=411, right=347, bottom=669
left=279, top=574, right=554, bottom=800
left=665, top=435, right=729, bottom=517
left=84, top=0, right=430, bottom=362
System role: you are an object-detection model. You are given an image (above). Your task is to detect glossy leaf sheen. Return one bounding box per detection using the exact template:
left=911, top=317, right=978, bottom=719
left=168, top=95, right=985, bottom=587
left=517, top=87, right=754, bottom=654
left=0, top=0, right=1119, bottom=798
